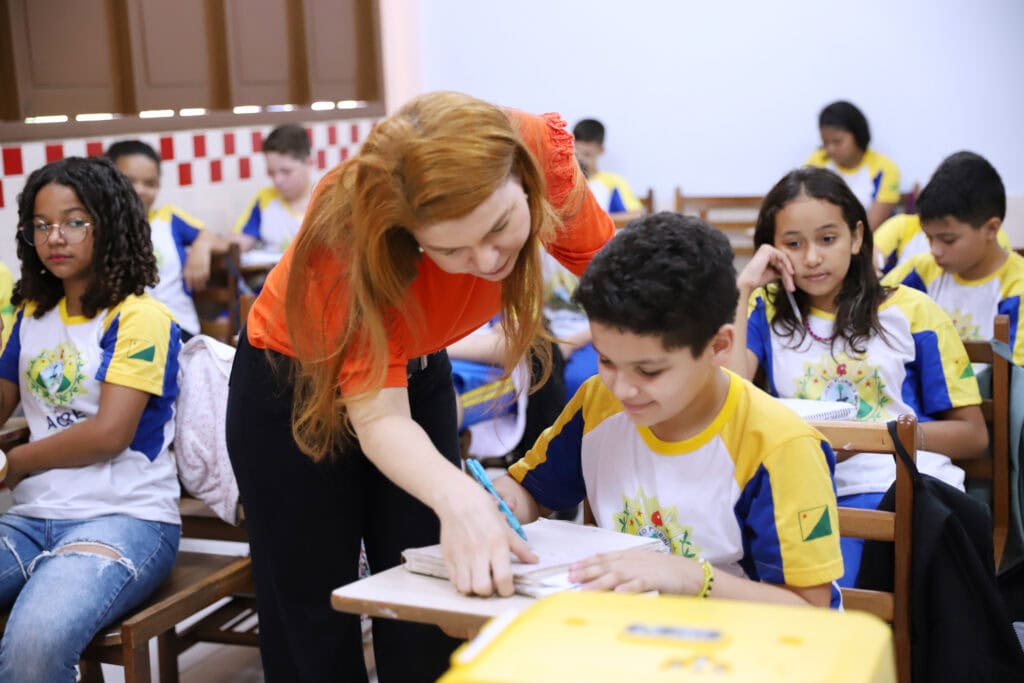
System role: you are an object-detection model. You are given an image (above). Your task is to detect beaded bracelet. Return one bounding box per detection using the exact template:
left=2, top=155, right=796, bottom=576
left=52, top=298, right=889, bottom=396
left=696, top=556, right=715, bottom=598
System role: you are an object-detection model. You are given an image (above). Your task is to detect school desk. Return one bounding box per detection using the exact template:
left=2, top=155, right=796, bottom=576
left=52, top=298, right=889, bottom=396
left=331, top=565, right=533, bottom=639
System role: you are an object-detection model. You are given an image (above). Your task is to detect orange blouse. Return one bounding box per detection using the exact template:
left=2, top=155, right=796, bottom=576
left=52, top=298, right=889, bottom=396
left=245, top=110, right=614, bottom=391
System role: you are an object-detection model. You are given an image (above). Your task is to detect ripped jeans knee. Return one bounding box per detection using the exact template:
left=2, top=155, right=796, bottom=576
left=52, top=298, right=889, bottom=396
left=0, top=514, right=179, bottom=683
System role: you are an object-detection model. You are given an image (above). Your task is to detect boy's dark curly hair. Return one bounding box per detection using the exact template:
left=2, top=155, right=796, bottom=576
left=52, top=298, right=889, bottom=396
left=574, top=212, right=738, bottom=355
left=13, top=156, right=157, bottom=319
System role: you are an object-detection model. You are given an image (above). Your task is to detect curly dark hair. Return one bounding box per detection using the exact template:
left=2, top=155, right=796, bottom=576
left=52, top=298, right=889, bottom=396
left=12, top=156, right=157, bottom=319
left=574, top=212, right=738, bottom=355
left=754, top=167, right=890, bottom=356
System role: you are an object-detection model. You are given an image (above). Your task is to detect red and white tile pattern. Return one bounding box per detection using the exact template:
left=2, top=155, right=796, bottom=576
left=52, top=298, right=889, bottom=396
left=0, top=118, right=376, bottom=270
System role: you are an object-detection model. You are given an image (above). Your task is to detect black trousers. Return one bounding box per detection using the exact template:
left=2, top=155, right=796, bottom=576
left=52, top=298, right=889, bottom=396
left=227, top=333, right=462, bottom=682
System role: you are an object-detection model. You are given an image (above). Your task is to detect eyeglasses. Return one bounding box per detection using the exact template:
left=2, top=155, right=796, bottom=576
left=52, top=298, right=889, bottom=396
left=20, top=218, right=93, bottom=246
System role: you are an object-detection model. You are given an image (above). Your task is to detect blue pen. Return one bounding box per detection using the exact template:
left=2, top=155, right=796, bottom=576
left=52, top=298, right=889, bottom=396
left=465, top=458, right=529, bottom=541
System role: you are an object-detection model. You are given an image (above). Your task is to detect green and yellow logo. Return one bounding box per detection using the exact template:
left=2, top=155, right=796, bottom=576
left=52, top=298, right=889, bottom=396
left=25, top=341, right=87, bottom=407
left=799, top=505, right=833, bottom=542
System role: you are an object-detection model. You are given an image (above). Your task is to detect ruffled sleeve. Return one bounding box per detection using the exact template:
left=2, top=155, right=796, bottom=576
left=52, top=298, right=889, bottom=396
left=511, top=110, right=614, bottom=277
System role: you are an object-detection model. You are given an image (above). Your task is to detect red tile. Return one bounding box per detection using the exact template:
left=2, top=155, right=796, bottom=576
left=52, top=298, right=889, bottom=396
left=178, top=162, right=192, bottom=186
left=350, top=124, right=359, bottom=143
left=223, top=132, right=236, bottom=156
left=239, top=157, right=251, bottom=179
left=305, top=127, right=313, bottom=145
left=86, top=141, right=104, bottom=157
left=210, top=159, right=222, bottom=183
left=160, top=136, right=175, bottom=161
left=45, top=144, right=64, bottom=163
left=340, top=148, right=349, bottom=161
left=327, top=125, right=337, bottom=146
left=317, top=149, right=326, bottom=170
left=0, top=178, right=4, bottom=208
left=2, top=147, right=23, bottom=176
left=193, top=134, right=206, bottom=158
left=251, top=131, right=263, bottom=153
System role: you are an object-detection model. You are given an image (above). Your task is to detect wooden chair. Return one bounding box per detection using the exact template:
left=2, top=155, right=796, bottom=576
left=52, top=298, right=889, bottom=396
left=674, top=188, right=762, bottom=257
left=961, top=315, right=1011, bottom=569
left=0, top=422, right=258, bottom=683
left=638, top=187, right=654, bottom=214
left=895, top=182, right=921, bottom=215
left=193, top=243, right=242, bottom=344
left=809, top=415, right=916, bottom=683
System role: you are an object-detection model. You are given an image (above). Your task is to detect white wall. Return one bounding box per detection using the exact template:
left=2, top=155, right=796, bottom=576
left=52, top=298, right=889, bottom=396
left=414, top=0, right=1024, bottom=235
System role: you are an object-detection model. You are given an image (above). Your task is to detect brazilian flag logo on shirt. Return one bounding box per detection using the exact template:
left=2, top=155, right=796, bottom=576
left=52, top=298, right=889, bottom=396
left=25, top=341, right=87, bottom=407
left=799, top=505, right=833, bottom=542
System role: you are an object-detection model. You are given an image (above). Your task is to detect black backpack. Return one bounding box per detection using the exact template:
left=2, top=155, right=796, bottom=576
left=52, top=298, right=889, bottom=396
left=857, top=421, right=1024, bottom=682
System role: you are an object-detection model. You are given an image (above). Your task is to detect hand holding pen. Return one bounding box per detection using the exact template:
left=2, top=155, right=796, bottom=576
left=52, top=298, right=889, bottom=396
left=466, top=458, right=528, bottom=541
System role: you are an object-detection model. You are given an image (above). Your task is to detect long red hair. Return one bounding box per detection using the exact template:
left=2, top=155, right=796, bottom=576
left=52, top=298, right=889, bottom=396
left=284, top=91, right=580, bottom=461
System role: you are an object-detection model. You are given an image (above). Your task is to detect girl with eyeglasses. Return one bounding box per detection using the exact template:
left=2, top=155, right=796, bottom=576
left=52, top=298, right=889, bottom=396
left=0, top=156, right=182, bottom=682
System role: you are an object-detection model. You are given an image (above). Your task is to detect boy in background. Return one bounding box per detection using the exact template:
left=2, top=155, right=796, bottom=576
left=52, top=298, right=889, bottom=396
left=573, top=118, right=642, bottom=214
left=107, top=140, right=223, bottom=340
left=234, top=124, right=314, bottom=253
left=883, top=151, right=1024, bottom=364
left=494, top=213, right=844, bottom=607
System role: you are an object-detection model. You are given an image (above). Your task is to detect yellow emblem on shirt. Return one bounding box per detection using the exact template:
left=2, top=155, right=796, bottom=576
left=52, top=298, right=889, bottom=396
left=615, top=487, right=700, bottom=557
left=25, top=341, right=87, bottom=407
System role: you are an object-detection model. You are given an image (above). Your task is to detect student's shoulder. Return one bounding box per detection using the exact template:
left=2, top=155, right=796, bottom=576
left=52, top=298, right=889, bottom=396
left=576, top=375, right=629, bottom=432
left=998, top=251, right=1024, bottom=291
left=876, top=212, right=920, bottom=241
left=886, top=284, right=955, bottom=329
left=152, top=204, right=205, bottom=229
left=731, top=377, right=825, bottom=447
left=104, top=294, right=176, bottom=331
left=864, top=148, right=899, bottom=173
left=882, top=250, right=942, bottom=286
left=805, top=149, right=829, bottom=167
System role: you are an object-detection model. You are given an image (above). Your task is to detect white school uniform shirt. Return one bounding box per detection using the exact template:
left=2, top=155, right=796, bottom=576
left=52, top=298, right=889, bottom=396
left=746, top=285, right=981, bottom=497
left=0, top=295, right=182, bottom=524
left=234, top=187, right=304, bottom=253
left=149, top=205, right=203, bottom=336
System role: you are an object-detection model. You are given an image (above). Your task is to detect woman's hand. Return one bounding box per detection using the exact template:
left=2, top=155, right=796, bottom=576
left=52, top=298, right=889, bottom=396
left=436, top=482, right=538, bottom=596
left=738, top=244, right=797, bottom=294
left=569, top=549, right=700, bottom=595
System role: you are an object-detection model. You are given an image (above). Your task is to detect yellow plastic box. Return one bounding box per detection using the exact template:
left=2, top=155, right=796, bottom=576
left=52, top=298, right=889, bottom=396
left=439, top=591, right=894, bottom=683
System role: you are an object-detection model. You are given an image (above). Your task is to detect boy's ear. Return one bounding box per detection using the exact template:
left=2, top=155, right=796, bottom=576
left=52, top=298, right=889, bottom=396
left=980, top=215, right=1002, bottom=240
left=708, top=324, right=735, bottom=365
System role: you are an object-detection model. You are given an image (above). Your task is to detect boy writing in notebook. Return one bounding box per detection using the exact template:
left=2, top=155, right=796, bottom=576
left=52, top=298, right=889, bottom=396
left=882, top=151, right=1024, bottom=364
left=493, top=213, right=844, bottom=607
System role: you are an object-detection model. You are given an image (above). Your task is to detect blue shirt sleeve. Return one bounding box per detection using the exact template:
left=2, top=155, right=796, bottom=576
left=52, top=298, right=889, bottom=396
left=0, top=309, right=24, bottom=382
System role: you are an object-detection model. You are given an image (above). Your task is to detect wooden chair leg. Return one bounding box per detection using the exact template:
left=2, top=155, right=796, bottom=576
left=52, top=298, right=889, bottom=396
left=123, top=642, right=152, bottom=683
left=158, top=630, right=181, bottom=683
left=79, top=660, right=105, bottom=683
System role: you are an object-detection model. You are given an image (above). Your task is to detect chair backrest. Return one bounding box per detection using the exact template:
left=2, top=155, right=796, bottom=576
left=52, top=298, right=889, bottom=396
left=895, top=182, right=921, bottom=215
left=960, top=314, right=1011, bottom=569
left=809, top=414, right=916, bottom=683
left=193, top=243, right=242, bottom=344
left=673, top=188, right=762, bottom=257
left=638, top=188, right=654, bottom=214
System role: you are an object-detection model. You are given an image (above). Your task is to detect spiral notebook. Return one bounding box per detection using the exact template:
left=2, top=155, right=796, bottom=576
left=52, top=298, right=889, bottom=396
left=776, top=398, right=857, bottom=422
left=401, top=518, right=666, bottom=598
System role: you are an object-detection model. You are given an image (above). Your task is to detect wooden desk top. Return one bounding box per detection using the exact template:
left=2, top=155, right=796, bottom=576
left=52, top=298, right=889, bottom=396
left=332, top=565, right=533, bottom=639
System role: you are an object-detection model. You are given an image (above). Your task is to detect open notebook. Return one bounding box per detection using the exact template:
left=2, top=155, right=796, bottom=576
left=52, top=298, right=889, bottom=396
left=776, top=398, right=857, bottom=422
left=401, top=518, right=666, bottom=598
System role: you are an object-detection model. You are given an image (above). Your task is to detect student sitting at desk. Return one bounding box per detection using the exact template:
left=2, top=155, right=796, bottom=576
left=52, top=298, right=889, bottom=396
left=805, top=101, right=900, bottom=231
left=233, top=124, right=314, bottom=254
left=730, top=167, right=986, bottom=585
left=882, top=152, right=1024, bottom=365
left=107, top=140, right=225, bottom=341
left=0, top=158, right=181, bottom=682
left=495, top=213, right=844, bottom=608
left=573, top=118, right=642, bottom=214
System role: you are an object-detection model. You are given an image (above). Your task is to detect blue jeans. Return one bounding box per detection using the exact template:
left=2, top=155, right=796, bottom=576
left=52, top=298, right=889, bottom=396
left=0, top=514, right=180, bottom=683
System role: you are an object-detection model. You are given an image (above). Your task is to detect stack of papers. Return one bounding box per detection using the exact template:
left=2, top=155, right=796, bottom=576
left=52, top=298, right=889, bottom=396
left=776, top=398, right=857, bottom=422
left=401, top=518, right=667, bottom=598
